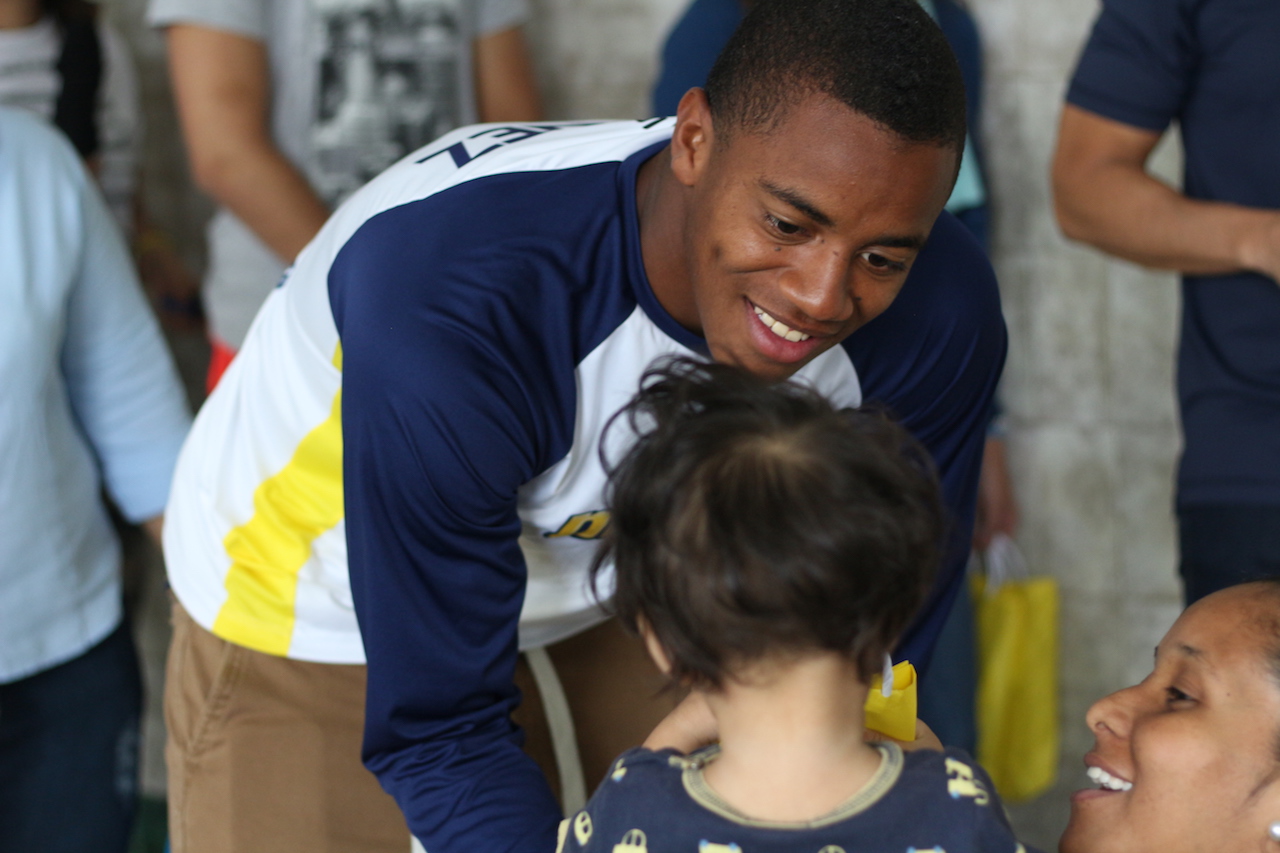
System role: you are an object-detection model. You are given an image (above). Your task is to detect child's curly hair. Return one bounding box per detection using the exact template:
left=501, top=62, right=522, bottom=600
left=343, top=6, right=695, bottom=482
left=591, top=357, right=946, bottom=687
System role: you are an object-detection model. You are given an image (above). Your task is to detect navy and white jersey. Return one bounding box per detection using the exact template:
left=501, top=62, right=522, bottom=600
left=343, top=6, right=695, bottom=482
left=560, top=744, right=1039, bottom=853
left=162, top=118, right=1005, bottom=850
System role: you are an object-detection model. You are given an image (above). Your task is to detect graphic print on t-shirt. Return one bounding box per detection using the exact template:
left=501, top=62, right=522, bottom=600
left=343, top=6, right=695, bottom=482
left=312, top=0, right=462, bottom=204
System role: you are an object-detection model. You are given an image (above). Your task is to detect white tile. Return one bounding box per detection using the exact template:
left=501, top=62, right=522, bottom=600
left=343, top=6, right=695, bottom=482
left=1104, top=260, right=1181, bottom=426
left=1113, top=426, right=1182, bottom=597
left=1007, top=424, right=1118, bottom=594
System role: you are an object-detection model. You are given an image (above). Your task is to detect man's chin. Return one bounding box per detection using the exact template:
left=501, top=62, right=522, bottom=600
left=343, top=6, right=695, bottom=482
left=708, top=345, right=805, bottom=383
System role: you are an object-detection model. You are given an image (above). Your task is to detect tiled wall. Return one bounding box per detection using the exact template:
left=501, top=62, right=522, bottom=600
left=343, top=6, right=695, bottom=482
left=104, top=0, right=1190, bottom=846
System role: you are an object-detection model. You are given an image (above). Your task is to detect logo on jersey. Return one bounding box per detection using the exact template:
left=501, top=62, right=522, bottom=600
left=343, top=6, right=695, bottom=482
left=416, top=117, right=669, bottom=169
left=417, top=123, right=590, bottom=168
left=545, top=510, right=611, bottom=540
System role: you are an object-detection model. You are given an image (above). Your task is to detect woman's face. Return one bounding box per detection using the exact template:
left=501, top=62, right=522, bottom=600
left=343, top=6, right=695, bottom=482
left=1060, top=584, right=1280, bottom=853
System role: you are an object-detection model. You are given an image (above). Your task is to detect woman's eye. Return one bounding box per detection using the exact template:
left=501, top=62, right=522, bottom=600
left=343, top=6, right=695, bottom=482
left=766, top=214, right=802, bottom=236
left=1165, top=686, right=1194, bottom=706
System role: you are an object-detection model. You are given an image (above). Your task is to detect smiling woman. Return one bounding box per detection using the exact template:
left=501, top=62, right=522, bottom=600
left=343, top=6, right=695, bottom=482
left=1061, top=580, right=1280, bottom=853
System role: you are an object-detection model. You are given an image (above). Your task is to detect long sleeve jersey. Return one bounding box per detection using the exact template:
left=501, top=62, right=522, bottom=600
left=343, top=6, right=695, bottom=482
left=162, top=118, right=1005, bottom=852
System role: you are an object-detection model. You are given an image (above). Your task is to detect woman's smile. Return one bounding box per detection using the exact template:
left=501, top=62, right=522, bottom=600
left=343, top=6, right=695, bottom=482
left=1061, top=582, right=1280, bottom=853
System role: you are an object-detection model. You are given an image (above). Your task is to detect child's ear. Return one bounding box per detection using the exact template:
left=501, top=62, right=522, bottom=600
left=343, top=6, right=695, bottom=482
left=637, top=616, right=674, bottom=676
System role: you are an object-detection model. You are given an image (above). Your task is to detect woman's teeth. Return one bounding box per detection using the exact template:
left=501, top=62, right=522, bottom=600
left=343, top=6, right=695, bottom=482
left=754, top=306, right=811, bottom=342
left=1086, top=766, right=1133, bottom=792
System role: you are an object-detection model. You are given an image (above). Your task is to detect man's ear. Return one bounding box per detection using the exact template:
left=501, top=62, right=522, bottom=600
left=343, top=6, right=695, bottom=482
left=638, top=615, right=674, bottom=676
left=670, top=87, right=716, bottom=188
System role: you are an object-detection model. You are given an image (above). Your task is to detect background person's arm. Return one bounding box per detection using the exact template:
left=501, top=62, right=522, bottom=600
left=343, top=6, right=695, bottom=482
left=1052, top=104, right=1280, bottom=283
left=474, top=26, right=542, bottom=123
left=166, top=24, right=329, bottom=264
left=62, top=139, right=192, bottom=529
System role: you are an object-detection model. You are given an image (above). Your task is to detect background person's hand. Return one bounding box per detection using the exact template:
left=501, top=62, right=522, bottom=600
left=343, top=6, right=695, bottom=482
left=864, top=718, right=943, bottom=752
left=643, top=691, right=716, bottom=754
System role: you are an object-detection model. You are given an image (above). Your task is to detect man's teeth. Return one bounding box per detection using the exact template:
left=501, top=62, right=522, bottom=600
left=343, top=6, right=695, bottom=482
left=1086, top=766, right=1133, bottom=792
left=754, top=306, right=811, bottom=343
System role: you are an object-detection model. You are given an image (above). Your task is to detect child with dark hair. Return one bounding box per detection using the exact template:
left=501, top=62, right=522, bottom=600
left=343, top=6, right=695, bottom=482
left=560, top=358, right=1035, bottom=853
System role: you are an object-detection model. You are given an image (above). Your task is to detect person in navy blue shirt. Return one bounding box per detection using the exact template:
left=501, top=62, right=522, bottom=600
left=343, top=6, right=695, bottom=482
left=1053, top=0, right=1280, bottom=604
left=337, top=0, right=1005, bottom=847
left=161, top=0, right=1007, bottom=848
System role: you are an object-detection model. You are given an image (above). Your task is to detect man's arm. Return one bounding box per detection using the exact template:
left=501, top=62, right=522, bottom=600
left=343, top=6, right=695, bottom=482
left=474, top=26, right=543, bottom=123
left=332, top=200, right=572, bottom=851
left=62, top=150, right=192, bottom=525
left=1052, top=102, right=1280, bottom=284
left=165, top=24, right=329, bottom=263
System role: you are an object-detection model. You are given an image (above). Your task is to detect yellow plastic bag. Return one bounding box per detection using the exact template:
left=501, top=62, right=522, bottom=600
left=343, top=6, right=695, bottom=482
left=865, top=660, right=918, bottom=742
left=972, top=534, right=1059, bottom=802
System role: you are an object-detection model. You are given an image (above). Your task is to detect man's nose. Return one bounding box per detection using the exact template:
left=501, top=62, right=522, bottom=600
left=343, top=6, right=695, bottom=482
left=779, top=248, right=855, bottom=323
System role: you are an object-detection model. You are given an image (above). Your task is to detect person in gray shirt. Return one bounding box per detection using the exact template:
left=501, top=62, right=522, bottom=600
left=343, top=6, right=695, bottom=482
left=150, top=0, right=542, bottom=392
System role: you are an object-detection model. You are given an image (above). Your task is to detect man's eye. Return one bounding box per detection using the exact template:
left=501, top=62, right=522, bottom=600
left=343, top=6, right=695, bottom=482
left=1165, top=686, right=1193, bottom=705
left=862, top=252, right=906, bottom=272
left=766, top=214, right=802, bottom=236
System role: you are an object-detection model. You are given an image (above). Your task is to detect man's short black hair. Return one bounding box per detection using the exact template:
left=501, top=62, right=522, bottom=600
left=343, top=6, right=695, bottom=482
left=705, top=0, right=967, bottom=153
left=592, top=358, right=946, bottom=686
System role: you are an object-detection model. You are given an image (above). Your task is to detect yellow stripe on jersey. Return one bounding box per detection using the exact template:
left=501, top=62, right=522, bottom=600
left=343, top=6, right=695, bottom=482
left=212, top=345, right=345, bottom=656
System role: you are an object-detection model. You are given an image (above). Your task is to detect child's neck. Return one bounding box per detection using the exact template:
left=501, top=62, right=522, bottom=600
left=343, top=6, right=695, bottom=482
left=700, top=653, right=885, bottom=822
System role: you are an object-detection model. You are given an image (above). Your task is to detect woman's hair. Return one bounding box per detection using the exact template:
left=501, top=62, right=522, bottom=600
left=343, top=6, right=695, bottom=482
left=591, top=357, right=946, bottom=686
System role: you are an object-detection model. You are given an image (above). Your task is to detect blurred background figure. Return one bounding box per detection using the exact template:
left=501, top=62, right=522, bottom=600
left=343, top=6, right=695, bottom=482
left=650, top=0, right=1015, bottom=755
left=150, top=0, right=544, bottom=392
left=1053, top=0, right=1280, bottom=605
left=0, top=0, right=201, bottom=330
left=0, top=105, right=191, bottom=853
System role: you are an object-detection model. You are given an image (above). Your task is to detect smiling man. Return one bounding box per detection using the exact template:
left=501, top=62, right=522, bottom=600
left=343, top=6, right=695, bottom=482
left=160, top=0, right=1004, bottom=851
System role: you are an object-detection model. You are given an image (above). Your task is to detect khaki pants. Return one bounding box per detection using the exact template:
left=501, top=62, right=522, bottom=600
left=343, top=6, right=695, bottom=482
left=165, top=601, right=677, bottom=853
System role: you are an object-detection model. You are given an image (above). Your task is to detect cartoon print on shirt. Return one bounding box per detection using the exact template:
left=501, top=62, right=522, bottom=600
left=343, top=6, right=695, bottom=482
left=699, top=842, right=742, bottom=853
left=613, top=829, right=648, bottom=853
left=573, top=810, right=593, bottom=846
left=944, top=758, right=990, bottom=805
left=313, top=0, right=464, bottom=204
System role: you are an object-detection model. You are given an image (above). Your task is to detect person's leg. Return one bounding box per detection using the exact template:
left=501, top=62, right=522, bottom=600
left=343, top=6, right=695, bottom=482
left=0, top=622, right=142, bottom=853
left=165, top=600, right=408, bottom=853
left=1178, top=504, right=1280, bottom=605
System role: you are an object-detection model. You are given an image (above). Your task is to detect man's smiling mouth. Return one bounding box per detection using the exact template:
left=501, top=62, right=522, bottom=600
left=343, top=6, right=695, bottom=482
left=1086, top=766, right=1133, bottom=792
left=753, top=305, right=812, bottom=342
